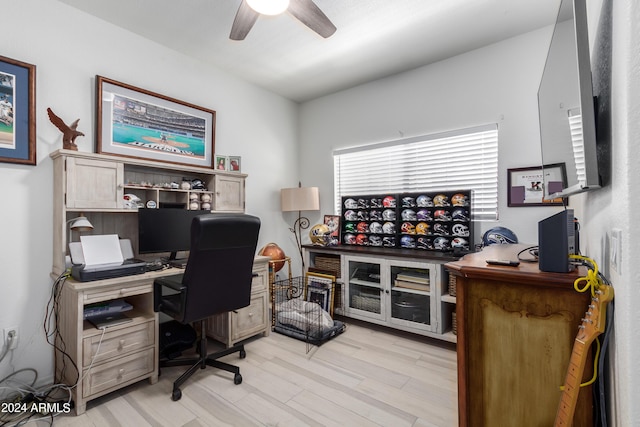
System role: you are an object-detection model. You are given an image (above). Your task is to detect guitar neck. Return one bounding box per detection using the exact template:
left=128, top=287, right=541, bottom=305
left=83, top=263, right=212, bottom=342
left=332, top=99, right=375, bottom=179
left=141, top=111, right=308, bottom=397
left=554, top=338, right=592, bottom=426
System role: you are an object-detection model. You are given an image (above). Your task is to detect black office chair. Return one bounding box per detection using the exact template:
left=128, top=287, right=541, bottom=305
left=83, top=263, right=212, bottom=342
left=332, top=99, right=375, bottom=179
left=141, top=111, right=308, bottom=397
left=153, top=213, right=261, bottom=401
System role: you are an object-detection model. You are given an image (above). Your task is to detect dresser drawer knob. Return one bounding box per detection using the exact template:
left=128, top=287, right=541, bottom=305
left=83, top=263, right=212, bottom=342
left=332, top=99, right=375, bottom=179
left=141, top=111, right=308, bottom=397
left=118, top=340, right=125, bottom=351
left=117, top=368, right=124, bottom=379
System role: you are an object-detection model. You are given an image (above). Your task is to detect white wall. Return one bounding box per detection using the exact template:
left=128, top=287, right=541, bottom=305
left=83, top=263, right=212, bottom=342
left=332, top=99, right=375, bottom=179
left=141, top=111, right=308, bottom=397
left=0, top=0, right=300, bottom=389
left=299, top=27, right=567, bottom=245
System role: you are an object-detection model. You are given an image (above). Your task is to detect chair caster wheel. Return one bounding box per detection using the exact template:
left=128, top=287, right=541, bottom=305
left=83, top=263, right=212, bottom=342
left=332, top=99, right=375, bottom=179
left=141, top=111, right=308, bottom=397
left=172, top=389, right=182, bottom=401
left=239, top=349, right=246, bottom=359
left=234, top=373, right=242, bottom=385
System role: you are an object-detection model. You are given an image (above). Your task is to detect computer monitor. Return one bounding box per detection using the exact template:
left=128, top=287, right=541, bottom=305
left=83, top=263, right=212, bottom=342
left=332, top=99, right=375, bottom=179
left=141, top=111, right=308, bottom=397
left=138, top=208, right=204, bottom=264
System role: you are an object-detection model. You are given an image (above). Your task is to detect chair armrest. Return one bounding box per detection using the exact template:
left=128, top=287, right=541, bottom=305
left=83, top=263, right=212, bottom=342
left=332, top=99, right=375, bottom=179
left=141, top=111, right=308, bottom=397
left=153, top=274, right=185, bottom=313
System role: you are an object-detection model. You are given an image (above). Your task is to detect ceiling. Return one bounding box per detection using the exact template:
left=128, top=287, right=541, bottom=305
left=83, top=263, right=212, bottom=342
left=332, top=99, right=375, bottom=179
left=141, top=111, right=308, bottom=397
left=57, top=0, right=560, bottom=103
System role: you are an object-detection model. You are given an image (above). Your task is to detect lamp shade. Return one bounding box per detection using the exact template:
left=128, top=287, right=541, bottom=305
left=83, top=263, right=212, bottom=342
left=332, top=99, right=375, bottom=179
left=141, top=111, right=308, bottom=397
left=281, top=187, right=320, bottom=212
left=68, top=216, right=94, bottom=232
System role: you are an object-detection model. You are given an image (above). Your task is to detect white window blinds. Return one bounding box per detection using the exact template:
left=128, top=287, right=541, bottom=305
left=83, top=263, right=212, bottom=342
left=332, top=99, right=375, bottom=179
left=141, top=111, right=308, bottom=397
left=333, top=124, right=499, bottom=220
left=568, top=109, right=586, bottom=184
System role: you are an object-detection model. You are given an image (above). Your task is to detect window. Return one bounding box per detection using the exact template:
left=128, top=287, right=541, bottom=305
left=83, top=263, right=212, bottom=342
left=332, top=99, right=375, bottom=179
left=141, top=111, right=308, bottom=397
left=333, top=124, right=499, bottom=220
left=568, top=109, right=586, bottom=184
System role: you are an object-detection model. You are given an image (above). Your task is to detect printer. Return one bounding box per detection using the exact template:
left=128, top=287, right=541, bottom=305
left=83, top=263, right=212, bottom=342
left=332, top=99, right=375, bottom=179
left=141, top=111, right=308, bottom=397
left=69, top=235, right=146, bottom=282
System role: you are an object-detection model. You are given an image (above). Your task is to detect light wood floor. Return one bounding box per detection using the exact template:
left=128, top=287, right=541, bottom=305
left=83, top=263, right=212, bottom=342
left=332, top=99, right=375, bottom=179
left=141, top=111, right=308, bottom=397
left=34, top=320, right=457, bottom=427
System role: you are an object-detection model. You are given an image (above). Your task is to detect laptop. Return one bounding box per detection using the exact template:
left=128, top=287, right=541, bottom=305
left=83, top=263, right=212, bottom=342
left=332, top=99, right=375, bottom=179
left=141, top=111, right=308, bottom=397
left=88, top=312, right=133, bottom=329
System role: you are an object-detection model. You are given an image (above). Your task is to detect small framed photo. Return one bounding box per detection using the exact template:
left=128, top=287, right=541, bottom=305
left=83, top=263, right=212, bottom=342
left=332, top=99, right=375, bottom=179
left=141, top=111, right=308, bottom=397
left=97, top=76, right=216, bottom=169
left=305, top=272, right=335, bottom=316
left=215, top=154, right=228, bottom=171
left=507, top=163, right=568, bottom=206
left=228, top=155, right=241, bottom=172
left=323, top=215, right=340, bottom=246
left=0, top=55, right=36, bottom=166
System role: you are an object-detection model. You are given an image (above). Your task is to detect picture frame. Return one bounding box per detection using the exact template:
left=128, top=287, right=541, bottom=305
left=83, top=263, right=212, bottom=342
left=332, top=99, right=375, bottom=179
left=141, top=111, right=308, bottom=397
left=305, top=271, right=335, bottom=316
left=507, top=163, right=568, bottom=206
left=323, top=214, right=340, bottom=246
left=97, top=76, right=215, bottom=168
left=215, top=154, right=228, bottom=171
left=0, top=55, right=36, bottom=166
left=228, top=155, right=241, bottom=172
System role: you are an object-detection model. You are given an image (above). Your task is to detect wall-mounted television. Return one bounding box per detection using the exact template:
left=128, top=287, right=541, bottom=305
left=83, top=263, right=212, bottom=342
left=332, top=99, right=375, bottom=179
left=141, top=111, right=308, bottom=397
left=538, top=0, right=601, bottom=200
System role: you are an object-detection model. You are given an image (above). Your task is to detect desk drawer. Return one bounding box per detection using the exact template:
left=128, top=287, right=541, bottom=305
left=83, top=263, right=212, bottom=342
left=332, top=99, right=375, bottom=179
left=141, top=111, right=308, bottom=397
left=82, top=348, right=154, bottom=398
left=83, top=320, right=155, bottom=365
left=232, top=292, right=268, bottom=341
left=84, top=284, right=151, bottom=304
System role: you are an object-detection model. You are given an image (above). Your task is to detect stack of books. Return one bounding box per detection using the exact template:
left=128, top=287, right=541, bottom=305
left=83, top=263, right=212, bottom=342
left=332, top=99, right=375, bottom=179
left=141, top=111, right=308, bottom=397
left=394, top=270, right=430, bottom=292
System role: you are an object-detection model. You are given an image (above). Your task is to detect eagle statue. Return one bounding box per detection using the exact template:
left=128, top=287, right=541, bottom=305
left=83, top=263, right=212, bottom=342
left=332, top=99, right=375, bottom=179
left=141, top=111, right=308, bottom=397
left=47, top=107, right=84, bottom=151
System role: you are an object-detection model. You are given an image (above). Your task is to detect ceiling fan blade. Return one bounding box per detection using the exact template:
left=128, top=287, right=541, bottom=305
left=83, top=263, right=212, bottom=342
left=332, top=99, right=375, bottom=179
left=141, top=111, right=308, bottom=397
left=288, top=0, right=337, bottom=38
left=230, top=0, right=260, bottom=40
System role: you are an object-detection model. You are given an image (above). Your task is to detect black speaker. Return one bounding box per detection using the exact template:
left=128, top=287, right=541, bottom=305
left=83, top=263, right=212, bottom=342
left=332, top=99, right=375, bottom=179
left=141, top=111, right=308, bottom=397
left=538, top=209, right=575, bottom=273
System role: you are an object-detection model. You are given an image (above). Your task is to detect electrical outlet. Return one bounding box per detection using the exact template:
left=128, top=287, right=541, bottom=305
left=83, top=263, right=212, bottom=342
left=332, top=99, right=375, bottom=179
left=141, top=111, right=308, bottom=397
left=3, top=327, right=19, bottom=350
left=610, top=229, right=622, bottom=274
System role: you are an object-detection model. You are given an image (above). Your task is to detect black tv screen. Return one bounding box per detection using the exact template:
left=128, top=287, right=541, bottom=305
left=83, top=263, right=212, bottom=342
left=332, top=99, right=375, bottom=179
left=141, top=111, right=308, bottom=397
left=138, top=208, right=204, bottom=260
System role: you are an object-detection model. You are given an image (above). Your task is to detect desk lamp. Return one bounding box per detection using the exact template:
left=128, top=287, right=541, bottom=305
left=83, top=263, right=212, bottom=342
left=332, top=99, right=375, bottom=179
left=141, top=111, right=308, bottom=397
left=65, top=215, right=94, bottom=266
left=280, top=184, right=319, bottom=271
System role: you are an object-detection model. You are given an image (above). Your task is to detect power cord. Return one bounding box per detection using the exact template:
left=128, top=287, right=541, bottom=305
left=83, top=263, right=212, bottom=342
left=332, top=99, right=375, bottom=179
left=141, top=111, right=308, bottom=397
left=516, top=245, right=538, bottom=262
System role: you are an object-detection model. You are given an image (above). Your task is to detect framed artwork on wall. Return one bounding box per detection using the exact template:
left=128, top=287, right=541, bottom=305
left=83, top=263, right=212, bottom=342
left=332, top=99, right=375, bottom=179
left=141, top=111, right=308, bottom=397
left=0, top=55, right=36, bottom=166
left=97, top=76, right=216, bottom=168
left=507, top=163, right=568, bottom=206
left=305, top=271, right=335, bottom=316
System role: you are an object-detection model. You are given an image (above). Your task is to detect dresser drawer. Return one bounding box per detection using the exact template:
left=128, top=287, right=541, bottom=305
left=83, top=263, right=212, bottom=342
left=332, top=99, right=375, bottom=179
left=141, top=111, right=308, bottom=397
left=231, top=292, right=268, bottom=341
left=83, top=320, right=155, bottom=365
left=84, top=284, right=152, bottom=304
left=82, top=348, right=154, bottom=398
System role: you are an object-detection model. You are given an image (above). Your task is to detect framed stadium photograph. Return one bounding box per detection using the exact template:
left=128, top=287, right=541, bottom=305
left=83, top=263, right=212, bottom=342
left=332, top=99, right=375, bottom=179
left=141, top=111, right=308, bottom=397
left=0, top=55, right=36, bottom=166
left=97, top=76, right=215, bottom=168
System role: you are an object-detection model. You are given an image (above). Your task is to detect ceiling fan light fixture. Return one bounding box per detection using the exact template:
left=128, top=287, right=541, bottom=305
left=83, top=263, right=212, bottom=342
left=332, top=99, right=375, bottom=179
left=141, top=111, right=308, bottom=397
left=246, top=0, right=290, bottom=16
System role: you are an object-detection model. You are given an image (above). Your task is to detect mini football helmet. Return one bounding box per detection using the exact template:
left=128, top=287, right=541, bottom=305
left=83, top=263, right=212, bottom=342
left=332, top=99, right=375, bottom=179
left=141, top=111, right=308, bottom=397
left=402, top=197, right=416, bottom=207
left=356, top=234, right=369, bottom=245
left=433, top=223, right=449, bottom=235
left=123, top=193, right=143, bottom=209
left=452, top=223, right=470, bottom=237
left=433, top=237, right=450, bottom=250
left=357, top=210, right=369, bottom=221
left=382, top=222, right=396, bottom=234
left=451, top=193, right=468, bottom=206
left=344, top=222, right=357, bottom=233
left=401, top=222, right=416, bottom=234
left=369, top=235, right=383, bottom=246
left=344, top=198, right=358, bottom=209
left=357, top=221, right=369, bottom=233
left=357, top=198, right=369, bottom=209
left=417, top=237, right=434, bottom=249
left=382, top=236, right=396, bottom=247
left=343, top=233, right=356, bottom=245
left=369, top=222, right=383, bottom=233
left=434, top=209, right=452, bottom=221
left=416, top=195, right=434, bottom=207
left=369, top=210, right=382, bottom=220
left=401, top=209, right=417, bottom=221
left=417, top=209, right=433, bottom=221
left=344, top=210, right=357, bottom=221
left=415, top=222, right=430, bottom=235
left=370, top=198, right=383, bottom=208
left=434, top=194, right=450, bottom=207
left=382, top=209, right=396, bottom=221
left=383, top=196, right=396, bottom=207
left=309, top=224, right=331, bottom=246
left=452, top=209, right=470, bottom=221
left=451, top=237, right=469, bottom=249
left=400, top=236, right=416, bottom=248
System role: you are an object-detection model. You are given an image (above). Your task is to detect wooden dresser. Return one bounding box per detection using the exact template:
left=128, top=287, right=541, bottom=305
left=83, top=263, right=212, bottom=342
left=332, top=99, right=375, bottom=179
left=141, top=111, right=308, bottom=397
left=445, top=244, right=594, bottom=427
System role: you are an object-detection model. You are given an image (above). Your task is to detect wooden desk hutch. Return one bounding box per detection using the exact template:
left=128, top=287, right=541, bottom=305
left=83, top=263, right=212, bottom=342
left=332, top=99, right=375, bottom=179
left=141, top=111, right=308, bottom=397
left=50, top=149, right=269, bottom=414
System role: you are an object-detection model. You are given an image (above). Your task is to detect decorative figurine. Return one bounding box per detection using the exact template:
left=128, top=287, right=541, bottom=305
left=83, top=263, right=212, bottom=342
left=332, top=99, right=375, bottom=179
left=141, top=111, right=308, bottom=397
left=47, top=107, right=84, bottom=151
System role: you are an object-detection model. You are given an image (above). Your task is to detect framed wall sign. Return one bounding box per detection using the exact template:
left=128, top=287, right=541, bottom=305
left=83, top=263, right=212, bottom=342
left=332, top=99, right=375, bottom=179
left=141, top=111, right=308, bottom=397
left=0, top=55, right=36, bottom=166
left=97, top=76, right=215, bottom=168
left=507, top=163, right=568, bottom=206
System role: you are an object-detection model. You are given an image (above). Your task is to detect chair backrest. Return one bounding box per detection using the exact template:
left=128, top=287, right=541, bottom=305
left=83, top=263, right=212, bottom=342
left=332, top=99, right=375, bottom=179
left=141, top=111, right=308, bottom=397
left=179, top=213, right=261, bottom=323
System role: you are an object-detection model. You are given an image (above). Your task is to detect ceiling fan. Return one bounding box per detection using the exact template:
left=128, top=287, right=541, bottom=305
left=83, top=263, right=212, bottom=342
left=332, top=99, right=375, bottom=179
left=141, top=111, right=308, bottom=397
left=230, top=0, right=337, bottom=40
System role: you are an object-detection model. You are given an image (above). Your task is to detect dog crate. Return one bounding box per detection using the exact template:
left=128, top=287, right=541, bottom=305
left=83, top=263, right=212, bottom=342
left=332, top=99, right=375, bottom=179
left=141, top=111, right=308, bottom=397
left=271, top=276, right=345, bottom=353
